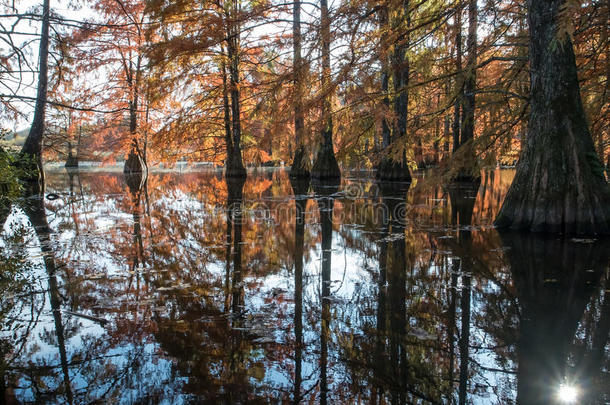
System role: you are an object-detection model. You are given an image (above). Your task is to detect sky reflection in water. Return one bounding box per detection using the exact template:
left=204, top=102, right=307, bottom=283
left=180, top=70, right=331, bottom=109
left=0, top=168, right=608, bottom=404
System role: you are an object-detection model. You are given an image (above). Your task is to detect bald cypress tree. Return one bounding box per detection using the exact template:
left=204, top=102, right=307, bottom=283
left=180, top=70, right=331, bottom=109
left=495, top=0, right=610, bottom=234
left=20, top=0, right=50, bottom=181
left=311, top=0, right=340, bottom=180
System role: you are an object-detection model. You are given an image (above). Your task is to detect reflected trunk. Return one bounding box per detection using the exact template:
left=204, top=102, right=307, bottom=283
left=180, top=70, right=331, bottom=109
left=500, top=233, right=609, bottom=404
left=226, top=176, right=247, bottom=402
left=378, top=182, right=411, bottom=404
left=313, top=180, right=338, bottom=404
left=447, top=179, right=479, bottom=403
left=291, top=178, right=309, bottom=403
left=125, top=173, right=145, bottom=292
left=21, top=183, right=74, bottom=404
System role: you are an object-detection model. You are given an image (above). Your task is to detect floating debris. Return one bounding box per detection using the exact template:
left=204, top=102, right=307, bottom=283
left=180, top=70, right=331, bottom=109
left=570, top=238, right=596, bottom=243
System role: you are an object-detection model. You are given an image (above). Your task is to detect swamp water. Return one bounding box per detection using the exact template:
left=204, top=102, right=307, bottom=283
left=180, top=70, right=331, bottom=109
left=0, top=168, right=608, bottom=404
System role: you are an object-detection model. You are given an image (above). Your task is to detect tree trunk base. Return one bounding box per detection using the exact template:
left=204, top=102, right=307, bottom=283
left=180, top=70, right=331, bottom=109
left=495, top=139, right=610, bottom=235
left=225, top=157, right=247, bottom=179
left=64, top=154, right=78, bottom=168
left=290, top=146, right=310, bottom=179
left=453, top=171, right=481, bottom=183
left=290, top=176, right=310, bottom=198
left=376, top=157, right=411, bottom=182
left=124, top=148, right=146, bottom=175
left=17, top=153, right=44, bottom=184
left=311, top=144, right=340, bottom=180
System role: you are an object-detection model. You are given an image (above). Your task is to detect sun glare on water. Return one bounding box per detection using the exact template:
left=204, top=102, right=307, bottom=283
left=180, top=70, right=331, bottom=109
left=557, top=384, right=579, bottom=403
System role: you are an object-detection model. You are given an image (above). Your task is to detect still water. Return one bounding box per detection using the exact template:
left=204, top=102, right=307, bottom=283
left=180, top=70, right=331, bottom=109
left=0, top=168, right=608, bottom=404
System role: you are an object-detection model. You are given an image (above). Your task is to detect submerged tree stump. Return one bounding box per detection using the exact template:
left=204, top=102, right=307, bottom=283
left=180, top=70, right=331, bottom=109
left=494, top=0, right=610, bottom=235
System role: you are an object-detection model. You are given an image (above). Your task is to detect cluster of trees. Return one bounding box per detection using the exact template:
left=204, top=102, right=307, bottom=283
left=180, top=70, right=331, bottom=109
left=1, top=0, right=609, bottom=232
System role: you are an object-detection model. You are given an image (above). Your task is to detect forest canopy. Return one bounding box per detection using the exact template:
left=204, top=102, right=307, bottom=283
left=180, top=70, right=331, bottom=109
left=0, top=0, right=606, bottom=173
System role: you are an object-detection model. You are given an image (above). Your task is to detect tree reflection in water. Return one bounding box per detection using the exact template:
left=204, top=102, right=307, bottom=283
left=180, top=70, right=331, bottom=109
left=501, top=233, right=610, bottom=405
left=0, top=168, right=608, bottom=404
left=290, top=177, right=309, bottom=405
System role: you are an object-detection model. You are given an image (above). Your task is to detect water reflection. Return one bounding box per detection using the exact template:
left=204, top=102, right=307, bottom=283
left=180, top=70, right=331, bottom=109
left=500, top=233, right=610, bottom=405
left=0, top=168, right=608, bottom=404
left=21, top=183, right=74, bottom=404
left=290, top=177, right=309, bottom=404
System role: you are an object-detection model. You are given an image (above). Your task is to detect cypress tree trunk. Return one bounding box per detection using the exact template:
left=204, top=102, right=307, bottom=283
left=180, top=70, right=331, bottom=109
left=452, top=1, right=462, bottom=154
left=290, top=0, right=310, bottom=178
left=124, top=58, right=147, bottom=175
left=123, top=100, right=146, bottom=174
left=225, top=20, right=247, bottom=179
left=380, top=5, right=391, bottom=152
left=221, top=48, right=234, bottom=170
left=377, top=0, right=411, bottom=182
left=454, top=0, right=479, bottom=181
left=495, top=0, right=610, bottom=234
left=460, top=0, right=476, bottom=147
left=311, top=0, right=340, bottom=180
left=64, top=141, right=78, bottom=168
left=20, top=0, right=50, bottom=181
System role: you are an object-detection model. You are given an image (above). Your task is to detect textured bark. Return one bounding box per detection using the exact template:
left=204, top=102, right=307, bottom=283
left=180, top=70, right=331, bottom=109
left=452, top=1, right=462, bottom=154
left=289, top=0, right=310, bottom=179
left=123, top=138, right=146, bottom=175
left=460, top=0, right=477, bottom=148
left=453, top=0, right=480, bottom=181
left=124, top=57, right=147, bottom=175
left=392, top=5, right=409, bottom=152
left=221, top=49, right=234, bottom=170
left=377, top=0, right=411, bottom=182
left=20, top=0, right=50, bottom=180
left=494, top=0, right=610, bottom=234
left=224, top=8, right=247, bottom=179
left=380, top=5, right=391, bottom=151
left=311, top=0, right=340, bottom=180
left=290, top=145, right=309, bottom=178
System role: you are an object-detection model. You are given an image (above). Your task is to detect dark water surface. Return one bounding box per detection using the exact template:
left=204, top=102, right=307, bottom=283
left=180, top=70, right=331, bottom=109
left=1, top=168, right=608, bottom=404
